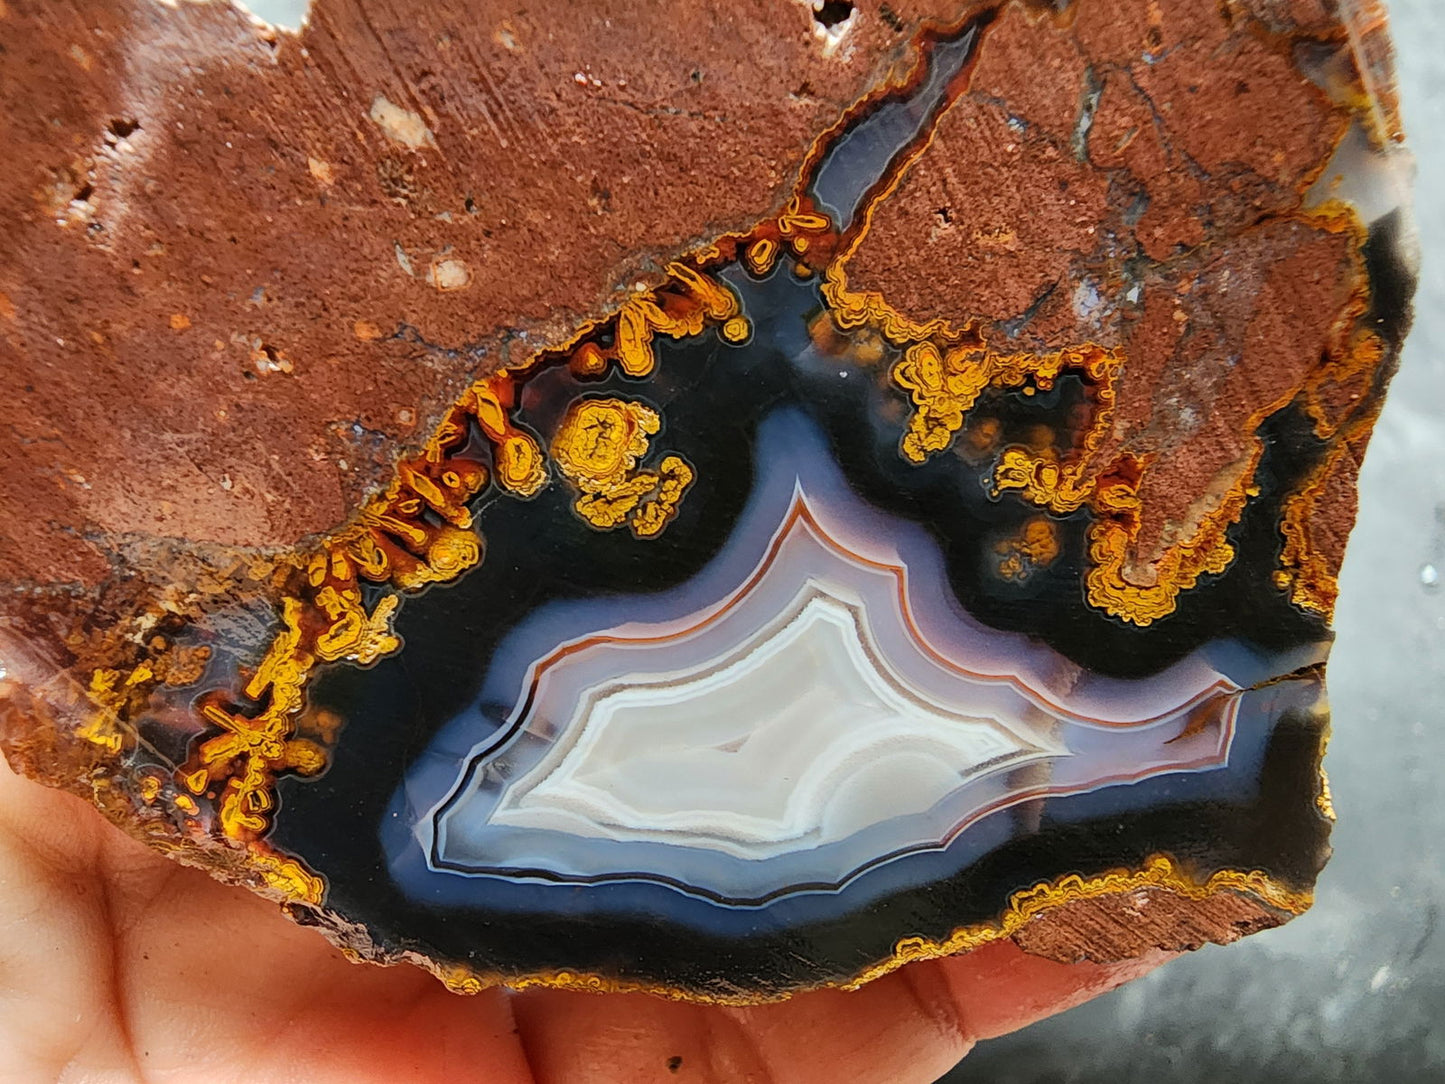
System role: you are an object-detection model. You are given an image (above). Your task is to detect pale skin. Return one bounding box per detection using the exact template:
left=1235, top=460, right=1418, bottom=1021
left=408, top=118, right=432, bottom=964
left=0, top=757, right=1170, bottom=1083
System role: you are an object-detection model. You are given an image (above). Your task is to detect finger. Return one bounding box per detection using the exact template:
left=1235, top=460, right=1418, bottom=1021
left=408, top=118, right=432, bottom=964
left=934, top=938, right=1173, bottom=1042
left=0, top=756, right=138, bottom=1083
left=0, top=758, right=536, bottom=1084
left=511, top=939, right=1173, bottom=1084
left=107, top=856, right=535, bottom=1084
left=512, top=957, right=970, bottom=1084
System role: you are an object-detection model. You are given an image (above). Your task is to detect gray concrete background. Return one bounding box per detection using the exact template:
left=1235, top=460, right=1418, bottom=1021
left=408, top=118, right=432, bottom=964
left=946, top=1, right=1445, bottom=1079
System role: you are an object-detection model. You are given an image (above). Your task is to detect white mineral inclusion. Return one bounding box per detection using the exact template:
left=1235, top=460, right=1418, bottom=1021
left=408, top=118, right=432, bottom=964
left=420, top=412, right=1241, bottom=903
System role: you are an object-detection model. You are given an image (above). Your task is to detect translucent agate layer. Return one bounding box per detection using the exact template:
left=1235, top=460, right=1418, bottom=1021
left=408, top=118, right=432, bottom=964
left=408, top=414, right=1242, bottom=906
left=0, top=0, right=1415, bottom=1001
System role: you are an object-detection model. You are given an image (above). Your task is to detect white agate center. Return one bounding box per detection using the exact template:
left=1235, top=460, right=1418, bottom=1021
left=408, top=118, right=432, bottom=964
left=488, top=585, right=1034, bottom=857
left=421, top=412, right=1238, bottom=904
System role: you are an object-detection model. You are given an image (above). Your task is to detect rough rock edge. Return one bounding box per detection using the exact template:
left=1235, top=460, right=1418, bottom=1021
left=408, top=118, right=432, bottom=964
left=0, top=0, right=1396, bottom=1002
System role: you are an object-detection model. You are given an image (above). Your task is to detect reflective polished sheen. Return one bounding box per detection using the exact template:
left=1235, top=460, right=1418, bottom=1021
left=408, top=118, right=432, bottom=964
left=0, top=0, right=1415, bottom=1003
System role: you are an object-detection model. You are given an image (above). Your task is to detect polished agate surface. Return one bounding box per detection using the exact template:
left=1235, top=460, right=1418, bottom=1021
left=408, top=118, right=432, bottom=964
left=0, top=0, right=1416, bottom=1001
left=282, top=263, right=1334, bottom=976
left=400, top=410, right=1246, bottom=908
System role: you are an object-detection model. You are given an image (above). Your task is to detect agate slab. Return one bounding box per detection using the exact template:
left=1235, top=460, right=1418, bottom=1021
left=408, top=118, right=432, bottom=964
left=0, top=0, right=1417, bottom=1001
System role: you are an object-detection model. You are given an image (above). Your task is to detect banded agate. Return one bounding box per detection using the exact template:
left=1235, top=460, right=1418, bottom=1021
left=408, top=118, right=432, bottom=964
left=0, top=0, right=1415, bottom=1000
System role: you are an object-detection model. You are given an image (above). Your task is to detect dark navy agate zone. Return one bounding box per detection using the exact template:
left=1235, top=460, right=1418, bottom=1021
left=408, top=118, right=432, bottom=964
left=269, top=264, right=1334, bottom=997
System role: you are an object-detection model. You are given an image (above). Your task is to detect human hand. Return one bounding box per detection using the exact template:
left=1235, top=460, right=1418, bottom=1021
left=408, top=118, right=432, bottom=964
left=0, top=756, right=1169, bottom=1083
